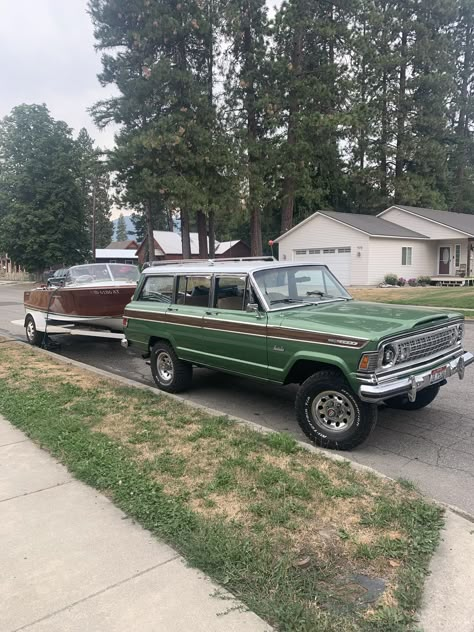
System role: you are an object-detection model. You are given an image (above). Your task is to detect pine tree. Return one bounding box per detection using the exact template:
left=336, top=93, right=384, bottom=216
left=0, top=104, right=88, bottom=273
left=89, top=0, right=233, bottom=259
left=449, top=0, right=474, bottom=212
left=115, top=213, right=128, bottom=241
left=223, top=0, right=272, bottom=255
left=76, top=128, right=113, bottom=250
left=273, top=0, right=352, bottom=227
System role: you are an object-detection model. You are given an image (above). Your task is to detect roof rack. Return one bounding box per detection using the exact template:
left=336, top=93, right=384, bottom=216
left=146, top=256, right=275, bottom=267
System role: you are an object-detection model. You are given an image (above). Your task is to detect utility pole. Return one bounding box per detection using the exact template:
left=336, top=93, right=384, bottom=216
left=91, top=176, right=97, bottom=260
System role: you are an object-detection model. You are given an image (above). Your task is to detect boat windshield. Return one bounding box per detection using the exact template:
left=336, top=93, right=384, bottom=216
left=66, top=263, right=139, bottom=285
left=253, top=265, right=352, bottom=309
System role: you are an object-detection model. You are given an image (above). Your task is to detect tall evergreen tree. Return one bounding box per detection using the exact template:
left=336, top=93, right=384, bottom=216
left=89, top=0, right=233, bottom=259
left=115, top=213, right=128, bottom=241
left=0, top=104, right=88, bottom=273
left=76, top=128, right=113, bottom=250
left=223, top=0, right=272, bottom=255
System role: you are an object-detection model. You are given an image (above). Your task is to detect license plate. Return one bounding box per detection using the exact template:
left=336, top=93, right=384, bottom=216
left=430, top=366, right=447, bottom=384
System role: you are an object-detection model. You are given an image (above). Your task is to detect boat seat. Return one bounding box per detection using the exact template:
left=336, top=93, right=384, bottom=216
left=217, top=296, right=243, bottom=310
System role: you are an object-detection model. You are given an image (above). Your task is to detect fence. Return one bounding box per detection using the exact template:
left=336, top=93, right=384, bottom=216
left=0, top=256, right=33, bottom=282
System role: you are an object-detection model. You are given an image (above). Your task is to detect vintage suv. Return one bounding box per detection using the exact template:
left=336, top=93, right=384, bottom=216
left=122, top=258, right=473, bottom=450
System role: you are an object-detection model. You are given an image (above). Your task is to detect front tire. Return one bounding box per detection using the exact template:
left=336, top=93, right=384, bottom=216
left=25, top=315, right=44, bottom=347
left=384, top=384, right=440, bottom=411
left=150, top=341, right=192, bottom=393
left=295, top=370, right=377, bottom=450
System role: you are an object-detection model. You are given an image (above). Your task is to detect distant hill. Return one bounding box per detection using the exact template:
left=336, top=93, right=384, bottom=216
left=111, top=215, right=137, bottom=240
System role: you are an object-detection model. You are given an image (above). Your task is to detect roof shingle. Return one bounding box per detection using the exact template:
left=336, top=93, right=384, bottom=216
left=386, top=205, right=474, bottom=236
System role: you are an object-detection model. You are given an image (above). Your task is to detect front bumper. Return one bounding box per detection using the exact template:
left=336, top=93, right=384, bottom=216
left=359, top=351, right=474, bottom=404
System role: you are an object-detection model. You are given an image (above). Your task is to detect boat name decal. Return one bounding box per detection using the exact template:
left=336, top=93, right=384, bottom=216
left=92, top=289, right=121, bottom=295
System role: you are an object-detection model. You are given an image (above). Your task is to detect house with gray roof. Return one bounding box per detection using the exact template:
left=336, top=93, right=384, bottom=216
left=275, top=206, right=474, bottom=286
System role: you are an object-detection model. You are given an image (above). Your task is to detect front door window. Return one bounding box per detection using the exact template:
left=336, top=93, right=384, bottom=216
left=439, top=247, right=451, bottom=275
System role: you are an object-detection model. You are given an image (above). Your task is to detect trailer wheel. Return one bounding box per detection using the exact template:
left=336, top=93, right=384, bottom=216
left=25, top=315, right=44, bottom=346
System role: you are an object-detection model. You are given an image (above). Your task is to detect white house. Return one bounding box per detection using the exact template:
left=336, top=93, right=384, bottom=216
left=275, top=205, right=474, bottom=286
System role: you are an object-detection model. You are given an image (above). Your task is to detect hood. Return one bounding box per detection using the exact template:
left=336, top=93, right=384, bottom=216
left=274, top=300, right=461, bottom=341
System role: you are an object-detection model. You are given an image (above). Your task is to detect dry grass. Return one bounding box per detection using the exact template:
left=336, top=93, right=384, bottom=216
left=0, top=340, right=444, bottom=629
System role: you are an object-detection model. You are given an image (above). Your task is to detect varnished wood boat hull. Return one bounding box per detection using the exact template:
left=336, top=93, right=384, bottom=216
left=24, top=285, right=136, bottom=330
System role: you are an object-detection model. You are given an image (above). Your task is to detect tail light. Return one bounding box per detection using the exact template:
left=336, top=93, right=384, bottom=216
left=122, top=317, right=128, bottom=328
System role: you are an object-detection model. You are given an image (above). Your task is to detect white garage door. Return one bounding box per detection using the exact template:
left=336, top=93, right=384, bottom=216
left=293, top=247, right=352, bottom=286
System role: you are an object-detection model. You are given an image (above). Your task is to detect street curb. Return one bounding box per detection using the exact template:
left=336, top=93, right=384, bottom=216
left=8, top=338, right=474, bottom=524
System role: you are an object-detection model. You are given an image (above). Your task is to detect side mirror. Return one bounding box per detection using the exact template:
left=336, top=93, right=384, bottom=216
left=246, top=303, right=259, bottom=314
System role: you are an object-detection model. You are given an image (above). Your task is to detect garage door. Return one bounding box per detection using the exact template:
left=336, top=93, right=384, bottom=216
left=293, top=247, right=352, bottom=285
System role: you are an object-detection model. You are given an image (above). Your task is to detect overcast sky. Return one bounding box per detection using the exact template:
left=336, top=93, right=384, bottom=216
left=1, top=0, right=282, bottom=152
left=0, top=0, right=117, bottom=148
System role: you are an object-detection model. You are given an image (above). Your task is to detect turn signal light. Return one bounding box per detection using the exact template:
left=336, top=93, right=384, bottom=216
left=359, top=354, right=371, bottom=370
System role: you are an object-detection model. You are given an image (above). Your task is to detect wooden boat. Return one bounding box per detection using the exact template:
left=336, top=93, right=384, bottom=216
left=24, top=263, right=139, bottom=332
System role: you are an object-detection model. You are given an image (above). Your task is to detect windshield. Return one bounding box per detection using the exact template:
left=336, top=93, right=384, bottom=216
left=67, top=263, right=139, bottom=285
left=254, top=265, right=351, bottom=308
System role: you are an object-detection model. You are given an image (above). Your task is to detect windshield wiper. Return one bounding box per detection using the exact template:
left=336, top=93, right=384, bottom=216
left=269, top=298, right=304, bottom=305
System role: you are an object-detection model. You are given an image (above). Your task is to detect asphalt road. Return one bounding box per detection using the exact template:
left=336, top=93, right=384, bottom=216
left=2, top=282, right=474, bottom=515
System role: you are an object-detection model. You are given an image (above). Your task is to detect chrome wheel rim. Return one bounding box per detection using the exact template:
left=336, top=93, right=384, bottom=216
left=26, top=320, right=35, bottom=341
left=157, top=351, right=174, bottom=383
left=311, top=390, right=355, bottom=433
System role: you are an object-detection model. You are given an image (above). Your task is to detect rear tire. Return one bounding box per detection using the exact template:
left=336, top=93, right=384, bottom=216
left=295, top=370, right=377, bottom=450
left=384, top=384, right=440, bottom=411
left=25, top=315, right=44, bottom=347
left=150, top=341, right=192, bottom=393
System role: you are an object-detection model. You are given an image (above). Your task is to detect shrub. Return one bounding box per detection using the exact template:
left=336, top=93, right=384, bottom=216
left=417, top=276, right=432, bottom=286
left=384, top=273, right=398, bottom=286
left=398, top=277, right=407, bottom=286
left=407, top=278, right=417, bottom=287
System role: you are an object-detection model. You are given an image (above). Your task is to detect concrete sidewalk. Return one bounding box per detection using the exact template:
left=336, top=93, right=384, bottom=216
left=3, top=409, right=474, bottom=632
left=0, top=417, right=271, bottom=632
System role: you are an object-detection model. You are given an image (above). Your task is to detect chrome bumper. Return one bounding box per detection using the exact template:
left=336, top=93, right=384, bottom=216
left=359, top=351, right=474, bottom=404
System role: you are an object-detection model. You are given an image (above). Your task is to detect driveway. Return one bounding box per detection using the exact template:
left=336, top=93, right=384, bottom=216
left=2, top=282, right=474, bottom=515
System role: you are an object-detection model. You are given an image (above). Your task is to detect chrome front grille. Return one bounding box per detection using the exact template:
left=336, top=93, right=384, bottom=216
left=398, top=326, right=460, bottom=363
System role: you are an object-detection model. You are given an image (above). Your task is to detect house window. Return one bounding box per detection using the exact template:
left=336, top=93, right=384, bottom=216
left=338, top=247, right=351, bottom=253
left=323, top=248, right=336, bottom=254
left=308, top=249, right=320, bottom=254
left=455, top=244, right=461, bottom=267
left=402, top=247, right=412, bottom=266
left=295, top=249, right=307, bottom=255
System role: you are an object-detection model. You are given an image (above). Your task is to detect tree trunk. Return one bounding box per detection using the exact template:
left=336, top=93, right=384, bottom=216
left=243, top=2, right=263, bottom=257
left=208, top=210, right=216, bottom=258
left=146, top=201, right=155, bottom=262
left=180, top=209, right=191, bottom=259
left=395, top=28, right=408, bottom=197
left=250, top=209, right=262, bottom=257
left=454, top=10, right=473, bottom=208
left=196, top=210, right=208, bottom=258
left=280, top=14, right=304, bottom=234
left=380, top=68, right=389, bottom=201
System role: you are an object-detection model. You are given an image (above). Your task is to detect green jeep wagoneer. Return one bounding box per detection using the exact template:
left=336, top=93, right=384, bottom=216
left=122, top=258, right=473, bottom=450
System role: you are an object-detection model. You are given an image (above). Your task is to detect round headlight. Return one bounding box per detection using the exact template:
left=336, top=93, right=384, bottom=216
left=457, top=323, right=464, bottom=342
left=382, top=344, right=397, bottom=367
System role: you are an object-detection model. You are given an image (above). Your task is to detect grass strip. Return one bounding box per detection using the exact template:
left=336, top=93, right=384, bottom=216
left=351, top=287, right=474, bottom=314
left=0, top=343, right=444, bottom=631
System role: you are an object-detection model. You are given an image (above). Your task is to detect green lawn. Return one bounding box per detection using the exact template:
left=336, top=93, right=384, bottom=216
left=351, top=286, right=474, bottom=311
left=0, top=341, right=444, bottom=632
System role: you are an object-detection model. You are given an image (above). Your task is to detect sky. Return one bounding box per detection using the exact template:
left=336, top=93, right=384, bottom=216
left=0, top=0, right=117, bottom=149
left=0, top=0, right=281, bottom=218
